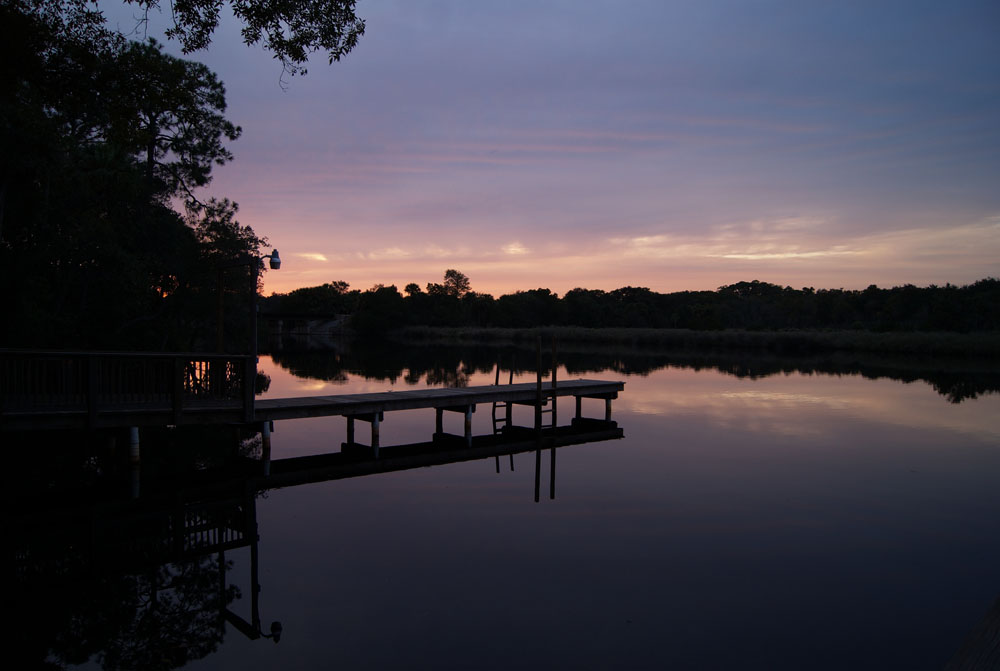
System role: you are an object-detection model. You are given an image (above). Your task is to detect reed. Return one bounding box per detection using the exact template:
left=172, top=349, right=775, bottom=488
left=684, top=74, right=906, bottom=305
left=394, top=326, right=1000, bottom=357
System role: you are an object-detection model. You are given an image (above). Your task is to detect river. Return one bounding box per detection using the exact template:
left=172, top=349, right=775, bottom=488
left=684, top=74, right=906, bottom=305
left=17, top=344, right=1000, bottom=669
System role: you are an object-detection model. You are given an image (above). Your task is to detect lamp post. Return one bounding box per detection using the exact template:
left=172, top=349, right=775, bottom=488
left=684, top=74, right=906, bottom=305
left=213, top=249, right=280, bottom=422
left=242, top=249, right=280, bottom=422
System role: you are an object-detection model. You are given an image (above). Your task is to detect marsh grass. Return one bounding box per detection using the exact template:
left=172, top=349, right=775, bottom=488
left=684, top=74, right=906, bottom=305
left=395, top=326, right=1000, bottom=358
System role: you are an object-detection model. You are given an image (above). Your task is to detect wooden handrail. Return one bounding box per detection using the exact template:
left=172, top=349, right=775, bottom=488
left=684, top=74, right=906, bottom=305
left=0, top=350, right=254, bottom=426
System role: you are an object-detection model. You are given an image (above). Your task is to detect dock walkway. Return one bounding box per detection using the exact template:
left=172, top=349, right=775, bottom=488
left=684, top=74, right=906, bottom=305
left=1, top=369, right=624, bottom=440
left=256, top=379, right=622, bottom=420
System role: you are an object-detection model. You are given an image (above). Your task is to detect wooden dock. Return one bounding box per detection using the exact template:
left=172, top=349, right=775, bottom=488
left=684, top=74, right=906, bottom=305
left=255, top=379, right=621, bottom=421
left=0, top=350, right=624, bottom=453
left=253, top=379, right=623, bottom=456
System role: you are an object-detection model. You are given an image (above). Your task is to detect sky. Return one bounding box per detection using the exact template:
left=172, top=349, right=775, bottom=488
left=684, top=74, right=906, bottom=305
left=101, top=0, right=1000, bottom=297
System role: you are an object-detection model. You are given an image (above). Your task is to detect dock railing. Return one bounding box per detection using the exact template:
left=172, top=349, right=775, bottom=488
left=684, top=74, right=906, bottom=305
left=0, top=350, right=252, bottom=427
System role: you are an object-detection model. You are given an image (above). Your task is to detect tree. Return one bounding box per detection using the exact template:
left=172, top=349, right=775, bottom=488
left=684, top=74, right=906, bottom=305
left=426, top=269, right=471, bottom=298
left=27, top=0, right=365, bottom=77
left=0, top=0, right=264, bottom=349
left=110, top=39, right=241, bottom=209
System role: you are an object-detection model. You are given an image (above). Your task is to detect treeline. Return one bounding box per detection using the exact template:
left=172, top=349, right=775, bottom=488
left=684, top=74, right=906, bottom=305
left=263, top=271, right=1000, bottom=335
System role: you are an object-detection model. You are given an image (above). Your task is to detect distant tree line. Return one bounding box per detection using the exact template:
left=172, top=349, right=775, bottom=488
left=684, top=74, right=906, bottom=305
left=262, top=271, right=1000, bottom=336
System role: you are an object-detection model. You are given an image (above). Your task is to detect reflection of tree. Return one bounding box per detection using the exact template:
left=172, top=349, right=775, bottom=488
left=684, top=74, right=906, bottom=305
left=269, top=343, right=1000, bottom=404
left=8, top=430, right=256, bottom=670
left=424, top=364, right=471, bottom=388
left=16, top=554, right=236, bottom=670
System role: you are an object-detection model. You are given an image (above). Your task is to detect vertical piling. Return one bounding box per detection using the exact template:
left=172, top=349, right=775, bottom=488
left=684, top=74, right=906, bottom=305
left=260, top=421, right=272, bottom=476
left=464, top=406, right=473, bottom=447
left=129, top=426, right=140, bottom=499
left=534, top=446, right=541, bottom=503
left=535, top=336, right=543, bottom=434
left=551, top=335, right=558, bottom=427
left=550, top=442, right=557, bottom=500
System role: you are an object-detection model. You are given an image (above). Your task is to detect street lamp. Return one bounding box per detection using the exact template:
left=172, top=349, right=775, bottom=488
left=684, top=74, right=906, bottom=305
left=265, top=249, right=281, bottom=270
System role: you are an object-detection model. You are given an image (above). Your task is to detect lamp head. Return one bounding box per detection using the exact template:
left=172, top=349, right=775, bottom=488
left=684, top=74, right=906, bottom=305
left=268, top=250, right=281, bottom=270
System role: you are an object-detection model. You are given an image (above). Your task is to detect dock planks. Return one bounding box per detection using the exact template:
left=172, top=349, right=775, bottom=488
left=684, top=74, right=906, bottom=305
left=254, top=379, right=623, bottom=421
left=1, top=379, right=623, bottom=431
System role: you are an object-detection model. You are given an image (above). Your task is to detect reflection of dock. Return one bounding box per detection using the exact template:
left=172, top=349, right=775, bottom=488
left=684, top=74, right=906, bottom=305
left=265, top=418, right=623, bottom=489
left=8, top=418, right=623, bottom=584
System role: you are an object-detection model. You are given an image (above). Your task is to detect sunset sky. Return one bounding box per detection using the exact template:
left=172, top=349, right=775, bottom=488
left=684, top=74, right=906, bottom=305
left=103, top=0, right=1000, bottom=297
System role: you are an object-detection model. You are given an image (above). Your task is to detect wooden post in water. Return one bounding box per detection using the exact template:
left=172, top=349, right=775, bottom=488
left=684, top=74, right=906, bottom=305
left=129, top=426, right=140, bottom=499
left=550, top=444, right=556, bottom=500
left=534, top=445, right=541, bottom=503
left=551, top=335, right=558, bottom=427
left=464, top=406, right=473, bottom=447
left=535, top=336, right=542, bottom=434
left=260, top=421, right=272, bottom=476
left=550, top=335, right=557, bottom=499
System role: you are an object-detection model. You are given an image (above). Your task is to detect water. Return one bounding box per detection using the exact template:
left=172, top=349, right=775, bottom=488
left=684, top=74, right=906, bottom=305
left=13, top=346, right=1000, bottom=669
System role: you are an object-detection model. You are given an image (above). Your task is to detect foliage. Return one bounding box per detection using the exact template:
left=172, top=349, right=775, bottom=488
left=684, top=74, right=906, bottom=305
left=111, top=39, right=242, bottom=210
left=268, top=271, right=1000, bottom=339
left=127, top=0, right=365, bottom=76
left=7, top=0, right=365, bottom=77
left=426, top=269, right=471, bottom=298
left=0, top=0, right=265, bottom=350
left=262, top=279, right=359, bottom=314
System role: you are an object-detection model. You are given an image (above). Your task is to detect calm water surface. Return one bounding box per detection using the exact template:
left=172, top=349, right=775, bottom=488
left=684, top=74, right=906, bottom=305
left=188, top=353, right=1000, bottom=670
left=32, top=349, right=1000, bottom=669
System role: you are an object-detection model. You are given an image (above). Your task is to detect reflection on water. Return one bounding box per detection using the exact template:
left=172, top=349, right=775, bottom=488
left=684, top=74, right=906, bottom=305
left=269, top=340, right=1000, bottom=403
left=8, top=413, right=622, bottom=669
left=8, top=344, right=1000, bottom=669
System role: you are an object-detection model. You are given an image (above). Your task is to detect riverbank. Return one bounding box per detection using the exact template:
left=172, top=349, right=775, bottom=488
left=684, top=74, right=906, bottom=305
left=394, top=326, right=1000, bottom=358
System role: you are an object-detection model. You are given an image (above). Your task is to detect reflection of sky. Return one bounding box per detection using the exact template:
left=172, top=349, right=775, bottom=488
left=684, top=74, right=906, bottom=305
left=260, top=356, right=1000, bottom=445
left=618, top=366, right=1000, bottom=441
left=97, top=1, right=1000, bottom=296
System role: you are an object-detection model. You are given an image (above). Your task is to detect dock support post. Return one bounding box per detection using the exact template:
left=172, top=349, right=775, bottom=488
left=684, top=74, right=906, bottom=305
left=535, top=336, right=543, bottom=434
left=550, top=444, right=556, bottom=500
left=575, top=396, right=582, bottom=420
left=534, top=446, right=541, bottom=503
left=260, top=421, right=272, bottom=476
left=605, top=398, right=612, bottom=421
left=345, top=413, right=381, bottom=456
left=129, top=427, right=140, bottom=499
left=129, top=426, right=140, bottom=464
left=464, top=406, right=472, bottom=447
left=551, top=335, right=557, bottom=428
left=435, top=408, right=443, bottom=435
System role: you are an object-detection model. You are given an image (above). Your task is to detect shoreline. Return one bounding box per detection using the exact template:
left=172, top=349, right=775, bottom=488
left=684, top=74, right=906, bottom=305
left=393, top=326, right=1000, bottom=358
